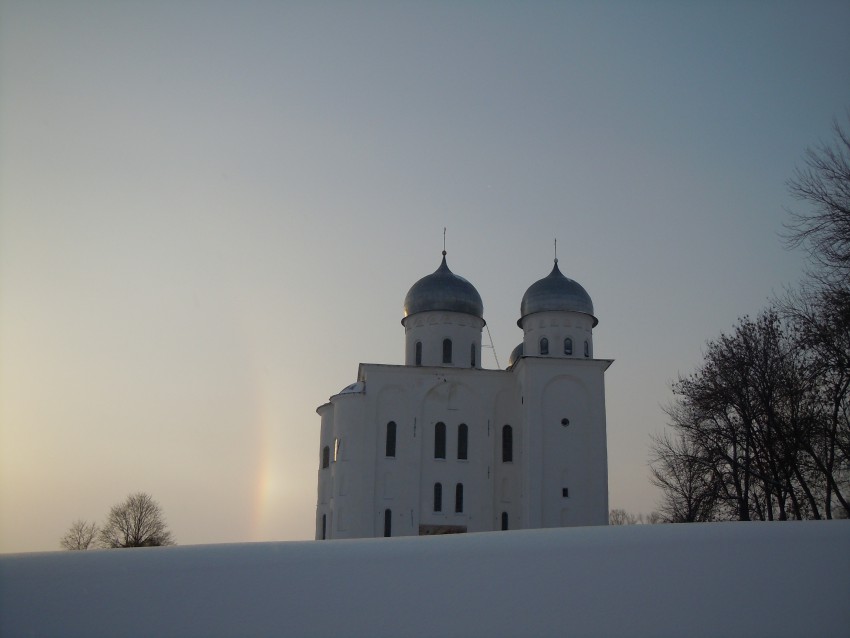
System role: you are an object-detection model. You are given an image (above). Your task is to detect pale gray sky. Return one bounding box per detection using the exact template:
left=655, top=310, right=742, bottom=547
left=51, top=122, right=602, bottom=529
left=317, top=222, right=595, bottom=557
left=1, top=0, right=848, bottom=552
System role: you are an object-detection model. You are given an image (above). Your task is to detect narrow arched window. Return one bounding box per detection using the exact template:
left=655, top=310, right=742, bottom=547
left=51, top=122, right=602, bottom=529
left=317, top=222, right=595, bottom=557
left=455, top=483, right=464, bottom=513
left=322, top=446, right=330, bottom=469
left=564, top=337, right=573, bottom=355
left=415, top=341, right=422, bottom=366
left=457, top=423, right=468, bottom=460
left=384, top=509, right=392, bottom=537
left=442, top=338, right=452, bottom=364
left=540, top=337, right=549, bottom=355
left=502, top=425, right=513, bottom=463
left=501, top=511, right=508, bottom=531
left=434, top=482, right=443, bottom=512
left=470, top=343, right=476, bottom=367
left=322, top=514, right=327, bottom=539
left=584, top=340, right=589, bottom=357
left=385, top=421, right=396, bottom=457
left=434, top=422, right=446, bottom=459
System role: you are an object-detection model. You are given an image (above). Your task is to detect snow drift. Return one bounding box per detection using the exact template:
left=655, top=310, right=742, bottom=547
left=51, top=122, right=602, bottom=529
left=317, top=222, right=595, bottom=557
left=1, top=521, right=847, bottom=638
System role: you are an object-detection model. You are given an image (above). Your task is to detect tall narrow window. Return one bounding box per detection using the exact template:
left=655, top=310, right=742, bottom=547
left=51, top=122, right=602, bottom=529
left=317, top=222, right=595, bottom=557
left=442, top=338, right=453, bottom=364
left=502, top=425, right=513, bottom=463
left=434, top=482, right=443, bottom=512
left=457, top=423, right=468, bottom=460
left=334, top=438, right=341, bottom=462
left=415, top=341, right=422, bottom=366
left=470, top=343, right=476, bottom=367
left=322, top=446, right=330, bottom=469
left=564, top=337, right=573, bottom=355
left=501, top=512, right=509, bottom=531
left=434, top=422, right=446, bottom=459
left=584, top=340, right=589, bottom=357
left=322, top=514, right=327, bottom=540
left=540, top=337, right=549, bottom=355
left=385, top=421, right=396, bottom=457
left=384, top=509, right=392, bottom=537
left=455, top=483, right=464, bottom=513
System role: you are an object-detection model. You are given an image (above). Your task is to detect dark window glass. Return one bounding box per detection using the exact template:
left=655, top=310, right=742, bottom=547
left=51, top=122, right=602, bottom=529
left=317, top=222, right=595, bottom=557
left=502, top=425, right=513, bottom=463
left=540, top=337, right=549, bottom=355
left=455, top=483, right=464, bottom=513
left=470, top=343, right=476, bottom=367
left=435, top=422, right=446, bottom=459
left=442, top=338, right=452, bottom=364
left=321, top=446, right=330, bottom=469
left=385, top=421, right=396, bottom=457
left=322, top=514, right=327, bottom=540
left=584, top=340, right=589, bottom=357
left=434, top=483, right=442, bottom=512
left=564, top=338, right=573, bottom=355
left=501, top=512, right=508, bottom=531
left=562, top=487, right=569, bottom=498
left=415, top=341, right=422, bottom=366
left=384, top=509, right=392, bottom=537
left=457, top=423, right=468, bottom=460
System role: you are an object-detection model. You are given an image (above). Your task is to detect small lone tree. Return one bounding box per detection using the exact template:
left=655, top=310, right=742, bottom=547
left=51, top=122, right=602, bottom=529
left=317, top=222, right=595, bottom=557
left=98, top=492, right=175, bottom=548
left=60, top=519, right=99, bottom=550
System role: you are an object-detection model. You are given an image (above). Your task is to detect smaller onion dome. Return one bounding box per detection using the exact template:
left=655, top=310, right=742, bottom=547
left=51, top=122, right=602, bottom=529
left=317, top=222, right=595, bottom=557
left=403, top=252, right=484, bottom=323
left=519, top=260, right=597, bottom=327
left=507, top=343, right=524, bottom=369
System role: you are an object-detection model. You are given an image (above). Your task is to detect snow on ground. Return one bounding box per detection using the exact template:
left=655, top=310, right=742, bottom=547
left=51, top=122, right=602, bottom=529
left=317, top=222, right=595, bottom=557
left=1, top=521, right=847, bottom=638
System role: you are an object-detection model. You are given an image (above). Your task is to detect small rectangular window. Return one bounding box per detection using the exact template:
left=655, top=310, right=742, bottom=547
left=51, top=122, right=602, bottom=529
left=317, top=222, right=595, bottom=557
left=385, top=421, right=396, bottom=457
left=562, top=487, right=569, bottom=498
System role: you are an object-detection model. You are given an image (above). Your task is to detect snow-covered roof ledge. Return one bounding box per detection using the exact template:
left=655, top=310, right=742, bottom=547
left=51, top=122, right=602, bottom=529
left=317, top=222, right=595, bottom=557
left=1, top=521, right=847, bottom=638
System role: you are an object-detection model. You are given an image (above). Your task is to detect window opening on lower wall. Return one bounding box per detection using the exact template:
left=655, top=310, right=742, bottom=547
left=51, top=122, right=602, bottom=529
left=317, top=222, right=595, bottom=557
left=385, top=421, right=397, bottom=457
left=435, top=422, right=446, bottom=459
left=457, top=423, right=468, bottom=460
left=502, top=425, right=513, bottom=462
left=384, top=509, right=392, bottom=537
left=434, top=482, right=443, bottom=512
left=455, top=483, right=464, bottom=513
left=501, top=511, right=509, bottom=531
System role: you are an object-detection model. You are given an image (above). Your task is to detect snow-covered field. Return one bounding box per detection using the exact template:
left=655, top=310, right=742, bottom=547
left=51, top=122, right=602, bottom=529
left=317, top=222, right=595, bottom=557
left=1, top=521, right=847, bottom=638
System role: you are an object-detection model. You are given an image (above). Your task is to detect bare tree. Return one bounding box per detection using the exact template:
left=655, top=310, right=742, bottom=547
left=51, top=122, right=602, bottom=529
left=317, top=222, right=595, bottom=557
left=608, top=509, right=639, bottom=525
left=785, top=114, right=850, bottom=283
left=60, top=519, right=99, bottom=550
left=98, top=492, right=175, bottom=548
left=649, top=429, right=718, bottom=522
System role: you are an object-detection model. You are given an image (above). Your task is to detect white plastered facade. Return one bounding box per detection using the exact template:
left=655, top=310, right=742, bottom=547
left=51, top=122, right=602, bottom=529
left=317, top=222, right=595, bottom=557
left=315, top=258, right=611, bottom=539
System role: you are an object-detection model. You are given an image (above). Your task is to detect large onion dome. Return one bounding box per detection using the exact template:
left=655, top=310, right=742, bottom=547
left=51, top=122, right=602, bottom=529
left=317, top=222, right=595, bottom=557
left=403, top=252, right=484, bottom=323
left=518, top=259, right=597, bottom=327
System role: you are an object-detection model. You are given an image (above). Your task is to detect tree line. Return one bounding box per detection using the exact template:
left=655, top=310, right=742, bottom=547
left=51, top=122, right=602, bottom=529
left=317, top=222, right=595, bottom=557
left=650, top=115, right=850, bottom=522
left=61, top=492, right=175, bottom=549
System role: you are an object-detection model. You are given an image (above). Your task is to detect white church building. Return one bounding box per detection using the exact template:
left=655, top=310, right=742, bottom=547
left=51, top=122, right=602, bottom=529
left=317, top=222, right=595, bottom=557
left=315, top=251, right=612, bottom=539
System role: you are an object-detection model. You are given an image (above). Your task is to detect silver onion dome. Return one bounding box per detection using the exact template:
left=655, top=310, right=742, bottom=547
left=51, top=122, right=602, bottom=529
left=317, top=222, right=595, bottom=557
left=518, top=259, right=597, bottom=327
left=507, top=342, right=524, bottom=368
left=403, top=252, right=484, bottom=322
